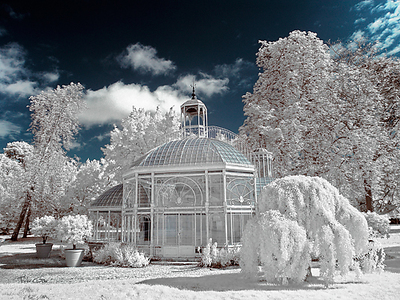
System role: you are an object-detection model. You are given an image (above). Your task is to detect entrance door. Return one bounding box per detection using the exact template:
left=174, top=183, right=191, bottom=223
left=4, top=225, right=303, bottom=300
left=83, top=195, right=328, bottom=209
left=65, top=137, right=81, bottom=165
left=164, top=214, right=194, bottom=257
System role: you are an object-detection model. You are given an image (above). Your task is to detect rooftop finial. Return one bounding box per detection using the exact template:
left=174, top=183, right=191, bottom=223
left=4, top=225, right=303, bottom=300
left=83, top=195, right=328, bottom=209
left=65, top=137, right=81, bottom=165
left=191, top=81, right=196, bottom=99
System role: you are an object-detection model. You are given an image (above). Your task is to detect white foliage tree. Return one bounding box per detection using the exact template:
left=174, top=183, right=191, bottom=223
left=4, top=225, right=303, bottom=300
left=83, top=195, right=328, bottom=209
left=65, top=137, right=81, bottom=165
left=240, top=31, right=400, bottom=213
left=240, top=30, right=336, bottom=178
left=0, top=153, right=26, bottom=233
left=103, top=106, right=180, bottom=182
left=241, top=175, right=369, bottom=285
left=62, top=158, right=116, bottom=214
left=11, top=83, right=85, bottom=241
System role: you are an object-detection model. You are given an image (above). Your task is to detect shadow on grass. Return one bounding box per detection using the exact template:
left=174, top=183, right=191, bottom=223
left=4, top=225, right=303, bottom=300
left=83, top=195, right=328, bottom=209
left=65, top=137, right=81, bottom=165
left=0, top=250, right=96, bottom=269
left=137, top=272, right=363, bottom=292
left=383, top=246, right=400, bottom=273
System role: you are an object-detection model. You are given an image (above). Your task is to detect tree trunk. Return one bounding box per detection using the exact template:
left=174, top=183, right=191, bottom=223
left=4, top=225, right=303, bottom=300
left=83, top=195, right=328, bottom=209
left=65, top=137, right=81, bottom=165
left=11, top=190, right=31, bottom=241
left=23, top=206, right=31, bottom=238
left=364, top=179, right=373, bottom=212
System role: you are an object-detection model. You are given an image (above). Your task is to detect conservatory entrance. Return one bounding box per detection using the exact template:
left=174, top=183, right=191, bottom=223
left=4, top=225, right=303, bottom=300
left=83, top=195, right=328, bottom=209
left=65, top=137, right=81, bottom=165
left=163, top=213, right=206, bottom=257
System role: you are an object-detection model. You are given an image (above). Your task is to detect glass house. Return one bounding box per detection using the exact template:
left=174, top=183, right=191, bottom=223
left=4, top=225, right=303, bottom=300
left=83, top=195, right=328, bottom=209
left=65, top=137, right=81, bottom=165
left=90, top=91, right=273, bottom=259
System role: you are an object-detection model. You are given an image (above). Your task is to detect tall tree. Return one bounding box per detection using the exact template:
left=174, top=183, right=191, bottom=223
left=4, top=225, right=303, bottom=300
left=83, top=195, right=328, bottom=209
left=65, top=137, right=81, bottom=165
left=11, top=83, right=85, bottom=240
left=0, top=152, right=26, bottom=234
left=240, top=30, right=336, bottom=177
left=331, top=41, right=400, bottom=213
left=102, top=106, right=180, bottom=182
left=3, top=141, right=34, bottom=237
left=62, top=158, right=115, bottom=215
left=240, top=31, right=400, bottom=213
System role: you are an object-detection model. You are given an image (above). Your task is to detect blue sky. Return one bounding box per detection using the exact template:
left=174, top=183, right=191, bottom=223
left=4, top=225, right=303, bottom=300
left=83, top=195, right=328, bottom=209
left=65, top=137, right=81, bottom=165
left=1, top=0, right=400, bottom=161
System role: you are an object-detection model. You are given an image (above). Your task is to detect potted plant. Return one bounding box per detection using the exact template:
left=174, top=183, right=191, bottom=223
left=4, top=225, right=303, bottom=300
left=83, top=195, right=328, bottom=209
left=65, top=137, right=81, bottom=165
left=31, top=215, right=57, bottom=258
left=57, top=214, right=93, bottom=267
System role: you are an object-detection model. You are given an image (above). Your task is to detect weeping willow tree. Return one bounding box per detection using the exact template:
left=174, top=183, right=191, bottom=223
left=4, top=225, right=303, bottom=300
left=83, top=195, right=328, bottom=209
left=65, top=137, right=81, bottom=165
left=240, top=175, right=369, bottom=285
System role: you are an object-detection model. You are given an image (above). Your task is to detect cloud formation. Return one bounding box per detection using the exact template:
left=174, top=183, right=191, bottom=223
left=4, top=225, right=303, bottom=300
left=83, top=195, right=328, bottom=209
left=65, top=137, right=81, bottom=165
left=0, top=43, right=37, bottom=97
left=79, top=72, right=230, bottom=127
left=0, top=43, right=60, bottom=97
left=353, top=0, right=400, bottom=55
left=117, top=43, right=176, bottom=76
left=79, top=81, right=185, bottom=126
left=174, top=74, right=229, bottom=97
left=0, top=120, right=21, bottom=138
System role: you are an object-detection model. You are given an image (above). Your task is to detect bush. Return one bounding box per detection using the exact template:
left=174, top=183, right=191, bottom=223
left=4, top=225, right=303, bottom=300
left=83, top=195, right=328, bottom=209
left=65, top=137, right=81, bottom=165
left=31, top=215, right=57, bottom=244
left=241, top=175, right=371, bottom=286
left=198, top=239, right=240, bottom=268
left=355, top=239, right=386, bottom=273
left=241, top=211, right=310, bottom=285
left=57, top=215, right=93, bottom=249
left=93, top=242, right=149, bottom=268
left=363, top=211, right=390, bottom=238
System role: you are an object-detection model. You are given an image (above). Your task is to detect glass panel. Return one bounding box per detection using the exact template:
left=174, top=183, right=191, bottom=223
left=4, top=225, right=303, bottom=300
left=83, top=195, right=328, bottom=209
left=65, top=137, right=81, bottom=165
left=226, top=177, right=255, bottom=206
left=209, top=174, right=223, bottom=205
left=109, top=212, right=122, bottom=241
left=196, top=213, right=207, bottom=246
left=230, top=213, right=252, bottom=244
left=156, top=176, right=204, bottom=207
left=209, top=212, right=225, bottom=245
left=138, top=178, right=151, bottom=207
left=180, top=214, right=194, bottom=245
left=165, top=215, right=178, bottom=245
left=138, top=216, right=151, bottom=244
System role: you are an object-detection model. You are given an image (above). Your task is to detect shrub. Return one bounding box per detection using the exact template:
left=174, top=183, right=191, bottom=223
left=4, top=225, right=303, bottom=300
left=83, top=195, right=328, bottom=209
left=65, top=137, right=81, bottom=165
left=363, top=211, right=390, bottom=238
left=57, top=215, right=93, bottom=249
left=241, top=175, right=371, bottom=286
left=31, top=215, right=57, bottom=244
left=355, top=239, right=386, bottom=273
left=198, top=239, right=240, bottom=268
left=93, top=242, right=149, bottom=268
left=241, top=211, right=310, bottom=285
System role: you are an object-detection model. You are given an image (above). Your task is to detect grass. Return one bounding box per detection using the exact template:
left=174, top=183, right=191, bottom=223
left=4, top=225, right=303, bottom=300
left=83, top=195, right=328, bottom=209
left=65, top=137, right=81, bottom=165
left=1, top=229, right=400, bottom=299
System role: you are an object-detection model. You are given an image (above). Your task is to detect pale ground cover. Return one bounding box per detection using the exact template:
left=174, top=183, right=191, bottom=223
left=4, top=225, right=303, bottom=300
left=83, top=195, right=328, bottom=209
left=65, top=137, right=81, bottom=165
left=0, top=226, right=399, bottom=300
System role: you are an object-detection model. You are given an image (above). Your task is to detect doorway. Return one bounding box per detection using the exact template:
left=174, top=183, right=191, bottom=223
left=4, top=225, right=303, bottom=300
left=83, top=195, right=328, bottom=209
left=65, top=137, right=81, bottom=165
left=163, top=213, right=205, bottom=257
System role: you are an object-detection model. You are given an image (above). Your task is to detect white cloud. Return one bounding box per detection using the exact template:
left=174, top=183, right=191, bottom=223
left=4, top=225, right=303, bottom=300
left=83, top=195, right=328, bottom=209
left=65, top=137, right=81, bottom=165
left=0, top=80, right=37, bottom=96
left=0, top=43, right=40, bottom=97
left=68, top=141, right=82, bottom=150
left=0, top=120, right=21, bottom=138
left=0, top=43, right=60, bottom=97
left=353, top=0, right=400, bottom=54
left=79, top=72, right=230, bottom=126
left=368, top=18, right=385, bottom=34
left=79, top=81, right=186, bottom=126
left=174, top=74, right=229, bottom=97
left=355, top=0, right=375, bottom=11
left=41, top=72, right=59, bottom=83
left=0, top=43, right=26, bottom=83
left=91, top=132, right=110, bottom=142
left=354, top=18, right=366, bottom=24
left=117, top=43, right=176, bottom=76
left=214, top=58, right=252, bottom=78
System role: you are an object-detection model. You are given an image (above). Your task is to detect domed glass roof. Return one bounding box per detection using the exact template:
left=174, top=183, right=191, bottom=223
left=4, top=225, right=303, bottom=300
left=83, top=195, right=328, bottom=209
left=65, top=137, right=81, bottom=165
left=133, top=138, right=252, bottom=167
left=91, top=184, right=123, bottom=208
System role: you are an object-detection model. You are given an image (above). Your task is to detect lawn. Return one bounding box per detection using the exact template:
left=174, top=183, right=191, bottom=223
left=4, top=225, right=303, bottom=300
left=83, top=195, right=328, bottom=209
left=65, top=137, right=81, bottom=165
left=1, top=226, right=400, bottom=300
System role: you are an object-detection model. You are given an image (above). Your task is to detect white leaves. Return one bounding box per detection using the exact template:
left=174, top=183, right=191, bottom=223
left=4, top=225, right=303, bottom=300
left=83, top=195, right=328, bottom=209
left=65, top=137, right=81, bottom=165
left=29, top=82, right=85, bottom=152
left=240, top=30, right=400, bottom=212
left=241, top=175, right=370, bottom=285
left=102, top=106, right=180, bottom=182
left=56, top=214, right=93, bottom=246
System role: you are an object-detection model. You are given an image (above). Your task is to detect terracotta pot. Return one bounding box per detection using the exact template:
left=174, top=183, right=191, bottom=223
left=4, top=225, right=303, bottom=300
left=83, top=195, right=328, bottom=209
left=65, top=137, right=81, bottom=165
left=35, top=243, right=53, bottom=258
left=64, top=249, right=84, bottom=267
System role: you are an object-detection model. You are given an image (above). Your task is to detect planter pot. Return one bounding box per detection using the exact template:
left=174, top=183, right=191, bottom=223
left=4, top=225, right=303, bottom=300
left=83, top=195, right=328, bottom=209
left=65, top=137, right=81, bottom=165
left=65, top=249, right=85, bottom=267
left=35, top=243, right=53, bottom=258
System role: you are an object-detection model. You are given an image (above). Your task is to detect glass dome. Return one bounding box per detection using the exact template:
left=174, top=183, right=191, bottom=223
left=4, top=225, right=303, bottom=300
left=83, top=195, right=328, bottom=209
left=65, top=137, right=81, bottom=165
left=91, top=184, right=123, bottom=207
left=133, top=137, right=252, bottom=167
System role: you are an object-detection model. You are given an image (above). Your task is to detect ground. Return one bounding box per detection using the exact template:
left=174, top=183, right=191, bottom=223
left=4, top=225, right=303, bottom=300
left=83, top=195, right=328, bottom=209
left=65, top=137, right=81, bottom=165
left=0, top=226, right=400, bottom=300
